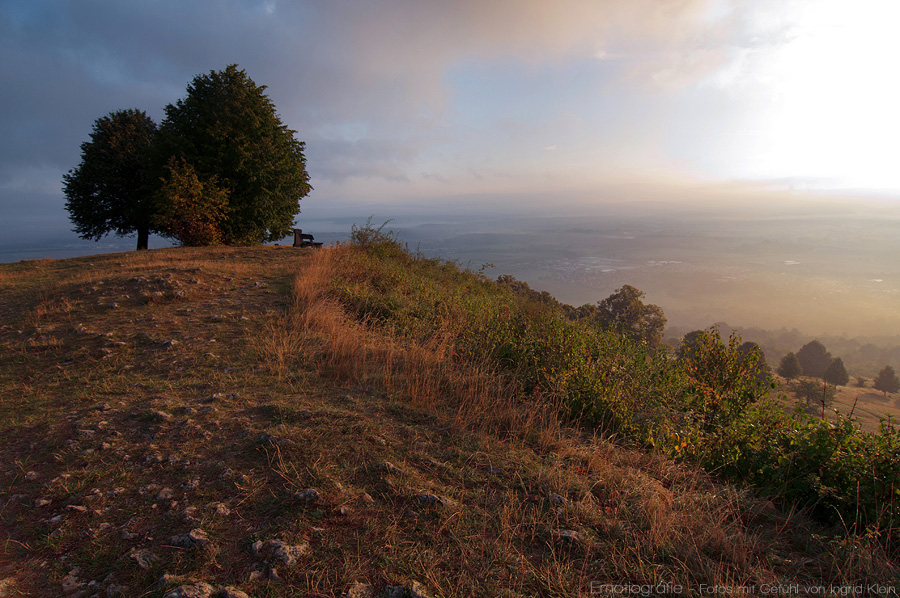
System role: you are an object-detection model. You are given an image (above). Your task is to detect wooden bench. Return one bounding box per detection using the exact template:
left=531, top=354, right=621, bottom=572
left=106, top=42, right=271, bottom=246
left=292, top=228, right=323, bottom=248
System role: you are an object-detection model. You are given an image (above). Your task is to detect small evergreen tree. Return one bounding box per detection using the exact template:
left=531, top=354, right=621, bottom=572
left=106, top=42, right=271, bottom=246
left=873, top=366, right=900, bottom=397
left=823, top=357, right=849, bottom=387
left=777, top=351, right=802, bottom=381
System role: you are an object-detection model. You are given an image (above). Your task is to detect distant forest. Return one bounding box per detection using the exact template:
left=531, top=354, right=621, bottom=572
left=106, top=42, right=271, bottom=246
left=666, top=324, right=900, bottom=379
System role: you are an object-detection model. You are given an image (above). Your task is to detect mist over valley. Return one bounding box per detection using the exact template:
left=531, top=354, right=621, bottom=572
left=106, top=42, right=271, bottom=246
left=305, top=196, right=900, bottom=343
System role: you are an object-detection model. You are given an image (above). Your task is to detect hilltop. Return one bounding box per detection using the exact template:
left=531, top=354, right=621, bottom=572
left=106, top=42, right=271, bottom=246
left=0, top=241, right=896, bottom=597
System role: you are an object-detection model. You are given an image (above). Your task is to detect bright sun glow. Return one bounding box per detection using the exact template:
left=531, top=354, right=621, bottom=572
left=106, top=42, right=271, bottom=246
left=749, top=0, right=900, bottom=191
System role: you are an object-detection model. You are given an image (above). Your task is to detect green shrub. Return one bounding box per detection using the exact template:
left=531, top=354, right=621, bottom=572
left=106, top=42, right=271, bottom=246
left=329, top=228, right=900, bottom=550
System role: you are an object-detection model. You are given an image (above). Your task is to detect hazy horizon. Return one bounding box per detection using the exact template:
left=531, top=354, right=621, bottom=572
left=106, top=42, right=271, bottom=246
left=2, top=1, right=898, bottom=341
left=5, top=190, right=898, bottom=343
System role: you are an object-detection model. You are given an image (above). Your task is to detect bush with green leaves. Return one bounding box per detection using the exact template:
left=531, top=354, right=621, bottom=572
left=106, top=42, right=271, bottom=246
left=332, top=225, right=900, bottom=551
left=676, top=328, right=772, bottom=429
left=153, top=158, right=229, bottom=246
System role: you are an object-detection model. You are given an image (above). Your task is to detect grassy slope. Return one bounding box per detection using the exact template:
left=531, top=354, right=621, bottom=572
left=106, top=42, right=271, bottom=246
left=794, top=383, right=900, bottom=434
left=0, top=246, right=895, bottom=597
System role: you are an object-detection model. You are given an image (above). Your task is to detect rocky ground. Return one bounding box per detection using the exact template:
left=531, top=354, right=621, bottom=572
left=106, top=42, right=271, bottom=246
left=0, top=247, right=895, bottom=597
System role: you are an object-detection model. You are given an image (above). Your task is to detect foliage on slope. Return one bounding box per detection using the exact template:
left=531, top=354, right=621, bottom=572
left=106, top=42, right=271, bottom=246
left=1, top=244, right=897, bottom=596
left=332, top=224, right=900, bottom=552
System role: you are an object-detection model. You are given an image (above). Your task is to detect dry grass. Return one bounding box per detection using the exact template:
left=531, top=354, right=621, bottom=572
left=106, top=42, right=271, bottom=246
left=776, top=376, right=900, bottom=433
left=0, top=245, right=895, bottom=597
left=282, top=247, right=563, bottom=448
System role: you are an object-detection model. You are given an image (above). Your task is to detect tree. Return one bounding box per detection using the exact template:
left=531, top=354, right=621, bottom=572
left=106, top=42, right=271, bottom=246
left=153, top=158, right=229, bottom=246
left=796, top=340, right=832, bottom=379
left=63, top=109, right=158, bottom=250
left=677, top=330, right=705, bottom=361
left=594, top=285, right=666, bottom=348
left=155, top=65, right=312, bottom=245
left=823, top=357, right=849, bottom=388
left=873, top=366, right=900, bottom=397
left=777, top=351, right=802, bottom=381
left=791, top=378, right=835, bottom=415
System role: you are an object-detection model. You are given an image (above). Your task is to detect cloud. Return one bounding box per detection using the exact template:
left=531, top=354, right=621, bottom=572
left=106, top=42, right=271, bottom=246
left=1, top=0, right=729, bottom=168
left=1, top=0, right=753, bottom=251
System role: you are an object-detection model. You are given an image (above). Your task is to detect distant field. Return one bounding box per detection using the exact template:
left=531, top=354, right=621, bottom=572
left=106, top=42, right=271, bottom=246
left=809, top=384, right=900, bottom=433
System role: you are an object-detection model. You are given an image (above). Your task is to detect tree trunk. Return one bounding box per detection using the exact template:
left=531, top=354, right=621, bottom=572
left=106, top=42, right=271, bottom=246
left=136, top=227, right=149, bottom=251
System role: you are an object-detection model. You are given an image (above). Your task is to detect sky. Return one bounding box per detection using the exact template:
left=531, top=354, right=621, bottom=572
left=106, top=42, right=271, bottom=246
left=2, top=0, right=900, bottom=251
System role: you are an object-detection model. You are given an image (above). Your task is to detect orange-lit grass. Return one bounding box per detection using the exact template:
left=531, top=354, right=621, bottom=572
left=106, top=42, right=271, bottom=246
left=282, top=246, right=563, bottom=448
left=1, top=245, right=893, bottom=596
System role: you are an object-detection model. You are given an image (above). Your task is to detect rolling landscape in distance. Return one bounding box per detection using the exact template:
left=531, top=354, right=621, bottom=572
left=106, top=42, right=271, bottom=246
left=4, top=0, right=900, bottom=596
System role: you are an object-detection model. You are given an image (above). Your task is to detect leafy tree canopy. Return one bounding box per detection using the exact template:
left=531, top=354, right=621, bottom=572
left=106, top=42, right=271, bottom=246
left=676, top=330, right=705, bottom=361
left=593, top=284, right=667, bottom=349
left=874, top=366, right=900, bottom=397
left=796, top=340, right=832, bottom=379
left=739, top=340, right=771, bottom=382
left=823, top=357, right=849, bottom=387
left=63, top=109, right=158, bottom=250
left=153, top=157, right=229, bottom=247
left=777, top=351, right=802, bottom=381
left=156, top=64, right=312, bottom=245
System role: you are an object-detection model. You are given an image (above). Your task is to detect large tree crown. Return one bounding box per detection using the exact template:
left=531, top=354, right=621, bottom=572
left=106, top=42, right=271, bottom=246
left=157, top=64, right=311, bottom=244
left=63, top=65, right=311, bottom=249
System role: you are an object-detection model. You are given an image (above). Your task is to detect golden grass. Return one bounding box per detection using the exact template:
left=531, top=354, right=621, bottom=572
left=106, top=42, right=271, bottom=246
left=26, top=294, right=79, bottom=328
left=279, top=246, right=563, bottom=448
left=252, top=245, right=900, bottom=587
left=1, top=245, right=896, bottom=597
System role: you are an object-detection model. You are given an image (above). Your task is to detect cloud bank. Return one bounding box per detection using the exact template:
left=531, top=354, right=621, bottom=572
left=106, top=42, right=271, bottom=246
left=2, top=0, right=895, bottom=248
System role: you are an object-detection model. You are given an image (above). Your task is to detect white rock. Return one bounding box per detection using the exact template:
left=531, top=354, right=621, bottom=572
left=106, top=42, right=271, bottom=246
left=345, top=582, right=374, bottom=598
left=163, top=583, right=216, bottom=598
left=251, top=539, right=309, bottom=567
left=293, top=488, right=320, bottom=503
left=169, top=528, right=210, bottom=548
left=128, top=549, right=158, bottom=570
